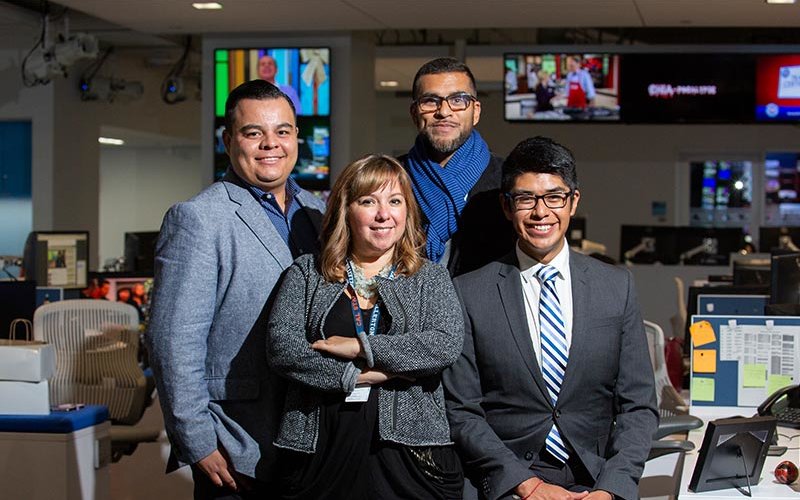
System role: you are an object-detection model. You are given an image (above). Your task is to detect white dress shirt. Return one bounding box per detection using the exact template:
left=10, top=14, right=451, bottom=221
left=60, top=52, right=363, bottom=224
left=516, top=240, right=574, bottom=367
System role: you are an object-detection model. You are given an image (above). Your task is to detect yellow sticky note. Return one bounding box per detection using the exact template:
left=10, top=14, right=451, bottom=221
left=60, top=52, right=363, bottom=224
left=690, top=320, right=716, bottom=347
left=742, top=364, right=767, bottom=388
left=693, top=349, right=717, bottom=373
left=767, top=374, right=794, bottom=396
left=691, top=377, right=715, bottom=402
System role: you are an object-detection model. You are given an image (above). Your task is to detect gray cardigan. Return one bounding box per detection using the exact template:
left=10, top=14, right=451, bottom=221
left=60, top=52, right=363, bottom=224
left=267, top=253, right=465, bottom=453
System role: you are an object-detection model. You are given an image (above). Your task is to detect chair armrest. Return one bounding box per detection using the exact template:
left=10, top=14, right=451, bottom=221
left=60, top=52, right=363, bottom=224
left=653, top=414, right=703, bottom=440
left=648, top=439, right=695, bottom=460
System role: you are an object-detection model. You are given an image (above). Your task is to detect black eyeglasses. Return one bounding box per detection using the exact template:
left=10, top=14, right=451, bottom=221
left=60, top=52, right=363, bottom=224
left=414, top=93, right=477, bottom=113
left=504, top=191, right=574, bottom=211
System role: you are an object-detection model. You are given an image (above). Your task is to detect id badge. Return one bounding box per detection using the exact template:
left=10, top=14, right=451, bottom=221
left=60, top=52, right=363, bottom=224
left=345, top=384, right=371, bottom=403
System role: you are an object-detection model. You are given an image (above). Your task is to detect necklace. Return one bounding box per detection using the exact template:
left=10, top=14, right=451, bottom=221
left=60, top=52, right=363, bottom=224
left=348, top=261, right=393, bottom=299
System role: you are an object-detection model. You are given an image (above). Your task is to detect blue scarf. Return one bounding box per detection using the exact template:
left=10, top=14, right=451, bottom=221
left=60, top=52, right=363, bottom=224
left=406, top=130, right=491, bottom=263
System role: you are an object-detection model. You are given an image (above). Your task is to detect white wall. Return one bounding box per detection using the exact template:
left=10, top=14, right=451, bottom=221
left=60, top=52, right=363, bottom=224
left=376, top=90, right=800, bottom=260
left=99, top=145, right=202, bottom=265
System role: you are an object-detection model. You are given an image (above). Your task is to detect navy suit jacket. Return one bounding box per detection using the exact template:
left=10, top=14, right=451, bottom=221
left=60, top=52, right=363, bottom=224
left=443, top=251, right=658, bottom=500
left=146, top=171, right=324, bottom=480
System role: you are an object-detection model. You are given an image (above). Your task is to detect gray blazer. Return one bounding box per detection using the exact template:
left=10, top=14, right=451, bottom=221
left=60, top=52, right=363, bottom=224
left=267, top=253, right=464, bottom=453
left=146, top=171, right=325, bottom=480
left=443, top=251, right=658, bottom=500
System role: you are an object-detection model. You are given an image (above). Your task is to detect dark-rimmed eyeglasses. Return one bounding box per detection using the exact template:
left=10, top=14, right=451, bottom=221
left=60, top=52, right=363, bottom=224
left=414, top=93, right=477, bottom=113
left=504, top=191, right=574, bottom=211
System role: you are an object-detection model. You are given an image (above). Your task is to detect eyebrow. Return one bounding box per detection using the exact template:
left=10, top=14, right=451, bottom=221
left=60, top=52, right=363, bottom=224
left=511, top=188, right=570, bottom=195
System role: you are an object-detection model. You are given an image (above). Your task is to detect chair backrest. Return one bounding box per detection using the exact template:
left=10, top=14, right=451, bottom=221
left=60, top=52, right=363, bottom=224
left=33, top=299, right=146, bottom=424
left=644, top=319, right=689, bottom=417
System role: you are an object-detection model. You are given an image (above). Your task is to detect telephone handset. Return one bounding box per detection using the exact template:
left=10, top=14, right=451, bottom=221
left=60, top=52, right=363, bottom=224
left=757, top=384, right=800, bottom=428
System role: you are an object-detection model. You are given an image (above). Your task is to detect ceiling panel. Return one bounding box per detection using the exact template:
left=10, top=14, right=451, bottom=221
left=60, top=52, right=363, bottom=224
left=636, top=0, right=800, bottom=27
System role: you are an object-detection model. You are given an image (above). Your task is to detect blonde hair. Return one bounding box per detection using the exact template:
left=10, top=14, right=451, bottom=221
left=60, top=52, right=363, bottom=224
left=320, top=154, right=426, bottom=282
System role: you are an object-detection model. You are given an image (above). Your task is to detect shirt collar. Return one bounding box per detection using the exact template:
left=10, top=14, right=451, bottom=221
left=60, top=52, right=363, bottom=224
left=516, top=240, right=570, bottom=283
left=238, top=172, right=302, bottom=206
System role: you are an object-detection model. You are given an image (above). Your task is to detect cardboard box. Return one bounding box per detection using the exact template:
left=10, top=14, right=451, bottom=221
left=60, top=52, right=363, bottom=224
left=0, top=380, right=50, bottom=415
left=0, top=340, right=55, bottom=382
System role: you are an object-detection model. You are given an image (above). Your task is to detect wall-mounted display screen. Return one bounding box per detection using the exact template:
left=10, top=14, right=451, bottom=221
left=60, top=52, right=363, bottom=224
left=755, top=54, right=800, bottom=122
left=621, top=54, right=756, bottom=123
left=213, top=47, right=330, bottom=190
left=503, top=53, right=620, bottom=122
left=689, top=160, right=753, bottom=227
left=764, top=151, right=800, bottom=226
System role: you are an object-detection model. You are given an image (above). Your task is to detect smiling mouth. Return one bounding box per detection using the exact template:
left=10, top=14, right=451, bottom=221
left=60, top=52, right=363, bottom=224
left=528, top=223, right=555, bottom=233
left=371, top=227, right=394, bottom=232
left=256, top=156, right=285, bottom=163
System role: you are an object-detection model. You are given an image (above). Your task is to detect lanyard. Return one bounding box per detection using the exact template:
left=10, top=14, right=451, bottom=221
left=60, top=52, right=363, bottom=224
left=345, top=260, right=395, bottom=337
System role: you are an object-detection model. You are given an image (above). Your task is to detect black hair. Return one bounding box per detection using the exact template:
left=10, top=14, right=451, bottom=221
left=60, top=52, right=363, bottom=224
left=501, top=136, right=579, bottom=194
left=411, top=57, right=477, bottom=99
left=224, top=79, right=296, bottom=132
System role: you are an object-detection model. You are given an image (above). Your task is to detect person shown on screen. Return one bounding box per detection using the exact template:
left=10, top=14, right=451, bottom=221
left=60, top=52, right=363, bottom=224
left=535, top=70, right=556, bottom=112
left=565, top=55, right=596, bottom=109
left=267, top=154, right=465, bottom=499
left=147, top=80, right=325, bottom=500
left=400, top=57, right=514, bottom=277
left=443, top=136, right=658, bottom=500
left=258, top=54, right=303, bottom=115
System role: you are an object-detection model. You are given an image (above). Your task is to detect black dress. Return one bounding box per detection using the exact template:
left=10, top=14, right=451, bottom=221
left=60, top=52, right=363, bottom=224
left=277, top=293, right=463, bottom=500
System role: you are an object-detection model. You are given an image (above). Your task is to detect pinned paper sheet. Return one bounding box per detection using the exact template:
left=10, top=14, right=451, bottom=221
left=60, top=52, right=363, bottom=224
left=692, top=377, right=715, bottom=402
left=693, top=349, right=717, bottom=373
left=767, top=374, right=794, bottom=396
left=690, top=320, right=716, bottom=347
left=743, top=364, right=767, bottom=388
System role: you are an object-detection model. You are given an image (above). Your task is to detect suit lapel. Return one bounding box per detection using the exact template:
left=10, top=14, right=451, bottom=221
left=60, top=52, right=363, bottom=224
left=222, top=173, right=293, bottom=268
left=496, top=255, right=552, bottom=405
left=559, top=251, right=590, bottom=402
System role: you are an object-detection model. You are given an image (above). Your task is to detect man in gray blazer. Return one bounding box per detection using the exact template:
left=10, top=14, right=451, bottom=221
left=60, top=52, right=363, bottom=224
left=444, top=137, right=658, bottom=500
left=147, top=80, right=325, bottom=499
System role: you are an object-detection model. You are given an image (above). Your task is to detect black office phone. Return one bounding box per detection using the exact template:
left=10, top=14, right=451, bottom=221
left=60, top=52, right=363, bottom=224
left=758, top=384, right=800, bottom=428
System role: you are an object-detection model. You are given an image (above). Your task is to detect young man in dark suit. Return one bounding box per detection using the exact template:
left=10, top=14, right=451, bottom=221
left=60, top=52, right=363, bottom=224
left=444, top=136, right=658, bottom=500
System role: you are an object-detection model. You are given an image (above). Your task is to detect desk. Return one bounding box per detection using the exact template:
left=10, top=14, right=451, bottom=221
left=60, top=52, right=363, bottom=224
left=0, top=405, right=111, bottom=500
left=642, top=408, right=799, bottom=500
left=679, top=423, right=799, bottom=499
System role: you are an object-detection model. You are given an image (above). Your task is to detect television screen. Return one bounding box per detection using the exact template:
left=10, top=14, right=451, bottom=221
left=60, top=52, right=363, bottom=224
left=764, top=152, right=800, bottom=225
left=689, top=160, right=753, bottom=227
left=504, top=53, right=620, bottom=122
left=621, top=54, right=756, bottom=123
left=213, top=47, right=331, bottom=189
left=755, top=54, right=800, bottom=122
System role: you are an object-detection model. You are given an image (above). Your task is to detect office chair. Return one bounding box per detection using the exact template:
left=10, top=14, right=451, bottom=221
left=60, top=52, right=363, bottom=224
left=644, top=320, right=703, bottom=460
left=33, top=299, right=160, bottom=461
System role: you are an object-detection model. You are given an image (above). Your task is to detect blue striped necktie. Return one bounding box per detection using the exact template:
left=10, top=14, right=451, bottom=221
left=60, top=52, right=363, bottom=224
left=535, top=264, right=570, bottom=463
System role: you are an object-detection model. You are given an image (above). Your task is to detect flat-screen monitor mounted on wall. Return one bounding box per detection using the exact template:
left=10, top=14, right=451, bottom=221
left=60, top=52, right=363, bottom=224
left=764, top=152, right=800, bottom=226
left=755, top=54, right=800, bottom=122
left=213, top=47, right=331, bottom=190
left=503, top=53, right=621, bottom=122
left=22, top=231, right=89, bottom=289
left=689, top=160, right=753, bottom=227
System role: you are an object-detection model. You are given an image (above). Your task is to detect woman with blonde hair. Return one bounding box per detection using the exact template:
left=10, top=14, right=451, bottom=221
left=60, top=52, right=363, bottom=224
left=268, top=154, right=464, bottom=499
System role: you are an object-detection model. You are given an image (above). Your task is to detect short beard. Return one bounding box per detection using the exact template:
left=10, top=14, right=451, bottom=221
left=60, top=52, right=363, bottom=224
left=421, top=127, right=471, bottom=157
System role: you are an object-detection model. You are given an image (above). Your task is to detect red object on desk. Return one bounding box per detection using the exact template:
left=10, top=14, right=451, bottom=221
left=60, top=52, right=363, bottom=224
left=774, top=460, right=798, bottom=485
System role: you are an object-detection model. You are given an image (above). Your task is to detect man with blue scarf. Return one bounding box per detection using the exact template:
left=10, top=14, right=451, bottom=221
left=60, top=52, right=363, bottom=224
left=401, top=57, right=515, bottom=277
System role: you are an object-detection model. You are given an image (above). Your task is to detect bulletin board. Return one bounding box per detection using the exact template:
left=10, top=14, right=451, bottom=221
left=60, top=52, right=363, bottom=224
left=689, top=315, right=800, bottom=407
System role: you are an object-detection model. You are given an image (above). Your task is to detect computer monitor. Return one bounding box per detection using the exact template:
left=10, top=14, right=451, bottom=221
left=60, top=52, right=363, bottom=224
left=123, top=231, right=159, bottom=275
left=619, top=225, right=679, bottom=265
left=689, top=160, right=752, bottom=228
left=22, top=231, right=89, bottom=289
left=676, top=227, right=745, bottom=266
left=689, top=416, right=776, bottom=494
left=567, top=217, right=586, bottom=247
left=759, top=226, right=800, bottom=253
left=770, top=252, right=800, bottom=304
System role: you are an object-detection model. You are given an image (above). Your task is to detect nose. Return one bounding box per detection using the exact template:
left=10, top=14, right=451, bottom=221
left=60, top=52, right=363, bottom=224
left=434, top=100, right=453, bottom=118
left=375, top=203, right=390, bottom=221
left=531, top=198, right=550, bottom=218
left=260, top=131, right=278, bottom=149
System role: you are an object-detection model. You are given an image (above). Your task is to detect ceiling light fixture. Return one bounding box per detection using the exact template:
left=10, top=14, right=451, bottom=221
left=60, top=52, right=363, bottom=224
left=379, top=80, right=399, bottom=87
left=766, top=0, right=796, bottom=4
left=192, top=2, right=223, bottom=9
left=98, top=137, right=125, bottom=146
